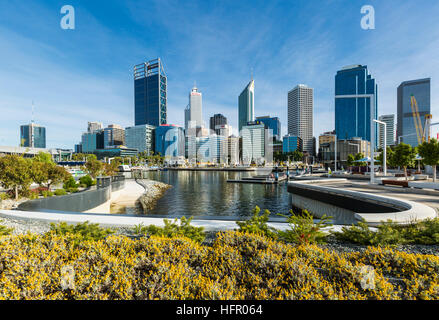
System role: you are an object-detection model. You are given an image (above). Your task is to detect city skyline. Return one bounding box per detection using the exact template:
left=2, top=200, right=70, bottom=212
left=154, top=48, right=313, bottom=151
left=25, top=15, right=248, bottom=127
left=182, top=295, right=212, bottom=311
left=1, top=1, right=439, bottom=149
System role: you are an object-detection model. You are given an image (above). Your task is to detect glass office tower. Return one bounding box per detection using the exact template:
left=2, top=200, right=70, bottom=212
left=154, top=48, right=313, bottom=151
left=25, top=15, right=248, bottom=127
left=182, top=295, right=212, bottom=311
left=238, top=79, right=255, bottom=134
left=20, top=123, right=46, bottom=148
left=256, top=116, right=281, bottom=141
left=335, top=65, right=378, bottom=144
left=134, top=58, right=167, bottom=127
left=397, top=78, right=431, bottom=147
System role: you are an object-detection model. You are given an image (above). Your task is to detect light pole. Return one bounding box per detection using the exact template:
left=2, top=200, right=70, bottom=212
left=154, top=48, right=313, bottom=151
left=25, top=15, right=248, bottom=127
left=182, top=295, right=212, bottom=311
left=335, top=93, right=376, bottom=183
left=374, top=119, right=387, bottom=176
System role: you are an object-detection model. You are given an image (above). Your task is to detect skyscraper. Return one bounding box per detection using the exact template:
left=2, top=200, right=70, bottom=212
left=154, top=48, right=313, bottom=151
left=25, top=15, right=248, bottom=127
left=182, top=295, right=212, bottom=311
left=238, top=79, right=255, bottom=133
left=288, top=84, right=313, bottom=155
left=334, top=65, right=378, bottom=143
left=378, top=114, right=395, bottom=148
left=134, top=58, right=167, bottom=127
left=256, top=116, right=281, bottom=141
left=210, top=114, right=227, bottom=134
left=186, top=85, right=203, bottom=129
left=397, top=78, right=431, bottom=147
left=20, top=123, right=46, bottom=148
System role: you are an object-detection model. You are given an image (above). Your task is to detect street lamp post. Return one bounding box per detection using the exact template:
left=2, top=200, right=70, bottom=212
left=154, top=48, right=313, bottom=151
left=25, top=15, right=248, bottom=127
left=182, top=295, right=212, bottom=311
left=374, top=119, right=387, bottom=176
left=335, top=93, right=376, bottom=184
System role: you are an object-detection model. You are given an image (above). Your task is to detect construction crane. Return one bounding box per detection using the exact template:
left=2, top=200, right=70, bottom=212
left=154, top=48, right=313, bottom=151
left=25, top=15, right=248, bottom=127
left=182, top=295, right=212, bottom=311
left=410, top=95, right=425, bottom=145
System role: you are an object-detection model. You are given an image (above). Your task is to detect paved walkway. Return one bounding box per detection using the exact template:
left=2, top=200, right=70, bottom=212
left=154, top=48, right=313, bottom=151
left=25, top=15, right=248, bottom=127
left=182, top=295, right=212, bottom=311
left=0, top=209, right=297, bottom=232
left=319, top=180, right=439, bottom=212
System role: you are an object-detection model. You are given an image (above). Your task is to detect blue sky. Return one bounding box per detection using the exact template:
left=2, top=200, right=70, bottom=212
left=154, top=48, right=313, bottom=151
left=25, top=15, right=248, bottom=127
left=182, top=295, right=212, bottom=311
left=0, top=0, right=438, bottom=149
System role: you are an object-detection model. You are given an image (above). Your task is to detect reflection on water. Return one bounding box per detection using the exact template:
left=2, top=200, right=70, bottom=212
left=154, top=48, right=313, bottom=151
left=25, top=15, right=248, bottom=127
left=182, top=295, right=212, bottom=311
left=136, top=171, right=292, bottom=218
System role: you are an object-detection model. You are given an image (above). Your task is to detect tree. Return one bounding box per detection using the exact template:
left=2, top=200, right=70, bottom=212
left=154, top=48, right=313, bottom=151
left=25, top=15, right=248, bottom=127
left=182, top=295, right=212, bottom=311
left=84, top=159, right=104, bottom=178
left=376, top=147, right=395, bottom=169
left=46, top=164, right=70, bottom=190
left=417, top=138, right=439, bottom=182
left=346, top=154, right=355, bottom=167
left=29, top=161, right=49, bottom=187
left=0, top=155, right=33, bottom=200
left=391, top=142, right=416, bottom=180
left=354, top=152, right=366, bottom=167
left=33, top=151, right=53, bottom=164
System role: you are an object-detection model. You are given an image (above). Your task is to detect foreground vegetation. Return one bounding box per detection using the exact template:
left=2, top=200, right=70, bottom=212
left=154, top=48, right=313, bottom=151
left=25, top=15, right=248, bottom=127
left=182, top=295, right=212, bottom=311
left=1, top=208, right=439, bottom=300
left=1, top=230, right=439, bottom=300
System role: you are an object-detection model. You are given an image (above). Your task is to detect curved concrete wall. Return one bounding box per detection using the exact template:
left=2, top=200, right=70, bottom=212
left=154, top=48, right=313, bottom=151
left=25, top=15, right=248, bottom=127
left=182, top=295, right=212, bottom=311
left=288, top=179, right=437, bottom=226
left=18, top=179, right=125, bottom=213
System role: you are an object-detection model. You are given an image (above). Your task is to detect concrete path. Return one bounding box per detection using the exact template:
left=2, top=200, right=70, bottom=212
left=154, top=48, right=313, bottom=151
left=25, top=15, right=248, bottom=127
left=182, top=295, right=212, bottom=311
left=85, top=180, right=145, bottom=214
left=0, top=209, right=299, bottom=232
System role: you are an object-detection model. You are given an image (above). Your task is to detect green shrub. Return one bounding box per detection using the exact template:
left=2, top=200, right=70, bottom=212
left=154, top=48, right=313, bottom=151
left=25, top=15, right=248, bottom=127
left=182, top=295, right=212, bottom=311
left=0, top=221, right=13, bottom=236
left=133, top=216, right=205, bottom=243
left=79, top=175, right=94, bottom=188
left=277, top=210, right=332, bottom=245
left=236, top=206, right=278, bottom=239
left=63, top=176, right=77, bottom=190
left=68, top=187, right=79, bottom=193
left=333, top=218, right=439, bottom=246
left=49, top=221, right=114, bottom=241
left=0, top=193, right=10, bottom=201
left=28, top=191, right=39, bottom=200
left=54, top=189, right=67, bottom=196
left=41, top=190, right=54, bottom=198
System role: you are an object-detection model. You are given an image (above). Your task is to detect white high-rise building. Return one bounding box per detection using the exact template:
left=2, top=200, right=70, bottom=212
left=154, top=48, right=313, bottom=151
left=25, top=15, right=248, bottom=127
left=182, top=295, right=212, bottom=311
left=378, top=114, right=395, bottom=148
left=87, top=122, right=103, bottom=134
left=241, top=122, right=272, bottom=165
left=288, top=84, right=314, bottom=155
left=187, top=85, right=203, bottom=129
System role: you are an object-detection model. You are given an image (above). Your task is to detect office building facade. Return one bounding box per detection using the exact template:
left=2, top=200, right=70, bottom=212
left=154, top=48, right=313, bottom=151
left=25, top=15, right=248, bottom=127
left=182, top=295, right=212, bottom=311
left=288, top=84, right=313, bottom=155
left=335, top=65, right=378, bottom=144
left=397, top=78, right=431, bottom=147
left=20, top=123, right=46, bottom=148
left=81, top=132, right=97, bottom=153
left=256, top=116, right=281, bottom=141
left=87, top=122, right=103, bottom=133
left=238, top=79, right=255, bottom=133
left=134, top=58, right=167, bottom=127
left=282, top=135, right=303, bottom=153
left=186, top=85, right=203, bottom=129
left=241, top=121, right=271, bottom=165
left=125, top=124, right=155, bottom=155
left=210, top=114, right=227, bottom=134
left=155, top=124, right=185, bottom=159
left=103, top=124, right=125, bottom=148
left=378, top=114, right=395, bottom=148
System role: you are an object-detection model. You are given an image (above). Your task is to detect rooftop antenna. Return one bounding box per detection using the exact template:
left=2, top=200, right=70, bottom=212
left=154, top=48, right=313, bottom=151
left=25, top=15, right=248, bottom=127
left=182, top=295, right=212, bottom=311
left=251, top=67, right=254, bottom=81
left=31, top=100, right=35, bottom=124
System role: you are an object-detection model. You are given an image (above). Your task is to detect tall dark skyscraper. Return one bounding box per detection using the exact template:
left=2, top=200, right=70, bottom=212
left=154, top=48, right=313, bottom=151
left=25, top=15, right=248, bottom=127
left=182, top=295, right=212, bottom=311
left=134, top=58, right=167, bottom=127
left=335, top=65, right=378, bottom=143
left=210, top=114, right=227, bottom=134
left=397, top=78, right=431, bottom=147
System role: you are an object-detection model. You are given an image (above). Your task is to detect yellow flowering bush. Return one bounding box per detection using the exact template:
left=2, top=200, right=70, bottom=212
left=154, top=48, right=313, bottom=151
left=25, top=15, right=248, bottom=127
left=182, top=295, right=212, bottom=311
left=0, top=231, right=438, bottom=300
